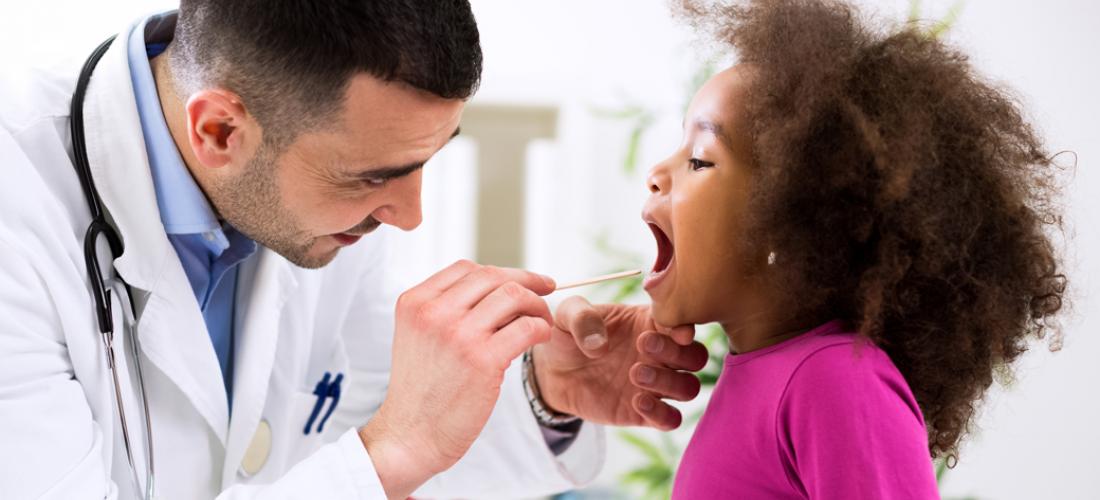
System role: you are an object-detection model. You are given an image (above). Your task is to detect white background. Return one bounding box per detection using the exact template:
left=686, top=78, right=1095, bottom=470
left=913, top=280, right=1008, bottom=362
left=2, top=1, right=1097, bottom=498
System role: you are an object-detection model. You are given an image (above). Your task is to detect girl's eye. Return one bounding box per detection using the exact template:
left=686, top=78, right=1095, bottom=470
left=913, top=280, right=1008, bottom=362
left=689, top=158, right=714, bottom=171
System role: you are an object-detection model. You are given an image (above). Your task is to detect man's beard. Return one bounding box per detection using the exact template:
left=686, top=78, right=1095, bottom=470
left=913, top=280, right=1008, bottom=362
left=207, top=143, right=367, bottom=269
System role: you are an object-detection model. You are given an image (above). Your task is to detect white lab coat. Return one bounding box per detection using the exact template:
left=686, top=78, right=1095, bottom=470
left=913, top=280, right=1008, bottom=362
left=0, top=19, right=603, bottom=500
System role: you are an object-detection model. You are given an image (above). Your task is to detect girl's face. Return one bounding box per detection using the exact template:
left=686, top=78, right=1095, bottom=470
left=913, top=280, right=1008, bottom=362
left=642, top=65, right=759, bottom=327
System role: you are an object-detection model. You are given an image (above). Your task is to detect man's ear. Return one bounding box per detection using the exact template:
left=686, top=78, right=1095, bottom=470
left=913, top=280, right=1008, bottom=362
left=185, top=89, right=255, bottom=169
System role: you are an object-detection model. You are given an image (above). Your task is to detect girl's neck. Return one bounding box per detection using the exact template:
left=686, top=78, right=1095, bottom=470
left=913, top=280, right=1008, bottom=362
left=720, top=299, right=819, bottom=354
left=718, top=280, right=818, bottom=354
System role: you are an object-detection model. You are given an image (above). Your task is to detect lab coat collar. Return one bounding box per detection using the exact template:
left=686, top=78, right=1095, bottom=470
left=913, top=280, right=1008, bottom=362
left=222, top=249, right=298, bottom=487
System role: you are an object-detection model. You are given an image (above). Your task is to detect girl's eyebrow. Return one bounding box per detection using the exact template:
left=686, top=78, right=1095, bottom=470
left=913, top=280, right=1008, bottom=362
left=694, top=119, right=726, bottom=138
left=692, top=119, right=735, bottom=150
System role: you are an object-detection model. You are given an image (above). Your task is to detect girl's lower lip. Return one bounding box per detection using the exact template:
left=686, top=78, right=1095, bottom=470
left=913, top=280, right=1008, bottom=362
left=643, top=260, right=673, bottom=292
left=332, top=233, right=362, bottom=246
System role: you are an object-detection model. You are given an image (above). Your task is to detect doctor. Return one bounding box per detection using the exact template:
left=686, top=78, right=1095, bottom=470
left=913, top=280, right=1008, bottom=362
left=0, top=1, right=709, bottom=499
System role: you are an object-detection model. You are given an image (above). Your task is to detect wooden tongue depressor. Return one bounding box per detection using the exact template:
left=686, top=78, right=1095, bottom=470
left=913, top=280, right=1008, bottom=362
left=554, top=269, right=643, bottom=291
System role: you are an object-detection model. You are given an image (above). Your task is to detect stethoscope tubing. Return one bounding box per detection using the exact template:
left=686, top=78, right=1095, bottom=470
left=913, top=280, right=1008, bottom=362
left=70, top=34, right=156, bottom=499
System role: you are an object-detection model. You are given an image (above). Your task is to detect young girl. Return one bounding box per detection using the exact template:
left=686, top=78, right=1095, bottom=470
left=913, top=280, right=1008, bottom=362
left=637, top=0, right=1067, bottom=497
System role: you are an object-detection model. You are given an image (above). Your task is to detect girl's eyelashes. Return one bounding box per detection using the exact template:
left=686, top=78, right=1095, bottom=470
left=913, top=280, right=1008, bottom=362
left=689, top=158, right=715, bottom=171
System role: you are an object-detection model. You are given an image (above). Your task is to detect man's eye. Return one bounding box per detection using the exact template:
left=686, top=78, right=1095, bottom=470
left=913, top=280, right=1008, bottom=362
left=363, top=178, right=387, bottom=186
left=689, top=158, right=714, bottom=171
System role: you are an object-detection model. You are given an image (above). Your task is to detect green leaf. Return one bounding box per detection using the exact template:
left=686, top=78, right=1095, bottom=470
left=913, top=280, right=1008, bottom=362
left=621, top=463, right=673, bottom=500
left=696, top=374, right=719, bottom=387
left=622, top=464, right=672, bottom=483
left=928, top=0, right=965, bottom=38
left=907, top=0, right=922, bottom=23
left=618, top=430, right=668, bottom=465
left=650, top=484, right=671, bottom=500
left=660, top=433, right=681, bottom=458
left=610, top=275, right=644, bottom=303
left=623, top=113, right=655, bottom=174
left=683, top=61, right=718, bottom=112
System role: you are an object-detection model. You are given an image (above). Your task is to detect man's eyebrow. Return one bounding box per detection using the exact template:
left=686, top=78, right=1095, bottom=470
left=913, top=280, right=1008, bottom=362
left=354, top=162, right=425, bottom=181
left=352, top=127, right=461, bottom=181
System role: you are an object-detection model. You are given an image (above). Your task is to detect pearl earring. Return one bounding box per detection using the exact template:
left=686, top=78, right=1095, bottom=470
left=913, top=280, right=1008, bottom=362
left=767, top=251, right=777, bottom=266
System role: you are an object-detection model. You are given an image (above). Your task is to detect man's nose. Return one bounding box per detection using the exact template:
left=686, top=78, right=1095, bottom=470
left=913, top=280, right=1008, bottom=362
left=373, top=170, right=424, bottom=231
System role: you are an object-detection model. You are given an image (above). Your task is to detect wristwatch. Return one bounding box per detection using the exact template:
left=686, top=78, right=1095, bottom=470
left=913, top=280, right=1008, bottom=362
left=522, top=349, right=582, bottom=428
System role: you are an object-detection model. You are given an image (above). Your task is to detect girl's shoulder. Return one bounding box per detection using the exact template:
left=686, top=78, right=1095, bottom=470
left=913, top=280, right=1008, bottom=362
left=771, top=324, right=935, bottom=497
left=777, top=321, right=924, bottom=426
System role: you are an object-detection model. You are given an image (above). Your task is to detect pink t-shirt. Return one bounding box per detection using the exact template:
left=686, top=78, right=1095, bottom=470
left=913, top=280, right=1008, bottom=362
left=672, top=320, right=939, bottom=499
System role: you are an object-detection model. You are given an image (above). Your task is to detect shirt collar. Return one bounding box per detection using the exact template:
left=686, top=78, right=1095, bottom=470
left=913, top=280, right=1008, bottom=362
left=127, top=12, right=224, bottom=238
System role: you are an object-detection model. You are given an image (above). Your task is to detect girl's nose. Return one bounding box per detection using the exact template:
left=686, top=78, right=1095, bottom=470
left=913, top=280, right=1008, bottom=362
left=647, top=161, right=670, bottom=194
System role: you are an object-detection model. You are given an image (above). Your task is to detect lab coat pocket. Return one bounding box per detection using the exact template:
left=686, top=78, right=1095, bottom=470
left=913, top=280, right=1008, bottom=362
left=257, top=389, right=336, bottom=480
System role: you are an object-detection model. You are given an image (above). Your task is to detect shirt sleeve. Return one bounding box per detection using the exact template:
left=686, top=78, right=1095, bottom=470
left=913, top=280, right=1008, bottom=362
left=776, top=342, right=940, bottom=500
left=540, top=420, right=584, bottom=455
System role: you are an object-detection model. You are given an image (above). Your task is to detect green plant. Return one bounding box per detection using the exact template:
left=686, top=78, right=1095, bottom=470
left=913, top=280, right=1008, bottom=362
left=589, top=105, right=656, bottom=175
left=617, top=430, right=680, bottom=500
left=589, top=61, right=717, bottom=175
left=908, top=0, right=966, bottom=38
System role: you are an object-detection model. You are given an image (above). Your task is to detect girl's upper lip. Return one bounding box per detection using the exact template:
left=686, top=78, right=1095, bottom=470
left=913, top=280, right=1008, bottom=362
left=641, top=209, right=673, bottom=241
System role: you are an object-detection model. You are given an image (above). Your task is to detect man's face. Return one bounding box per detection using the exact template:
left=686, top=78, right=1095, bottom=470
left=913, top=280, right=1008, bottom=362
left=208, top=75, right=465, bottom=269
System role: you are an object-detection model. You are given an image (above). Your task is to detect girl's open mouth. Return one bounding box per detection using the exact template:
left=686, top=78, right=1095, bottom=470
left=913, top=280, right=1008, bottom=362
left=645, top=223, right=675, bottom=291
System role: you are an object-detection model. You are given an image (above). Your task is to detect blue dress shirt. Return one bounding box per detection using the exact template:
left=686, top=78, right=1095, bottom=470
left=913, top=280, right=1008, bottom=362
left=127, top=15, right=256, bottom=405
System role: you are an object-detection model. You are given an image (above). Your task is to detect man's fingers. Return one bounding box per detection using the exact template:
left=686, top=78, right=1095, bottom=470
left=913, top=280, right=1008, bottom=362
left=629, top=363, right=702, bottom=402
left=632, top=392, right=682, bottom=431
left=467, top=282, right=553, bottom=333
left=415, top=259, right=480, bottom=295
left=553, top=295, right=609, bottom=358
left=489, top=315, right=552, bottom=364
left=655, top=324, right=696, bottom=346
left=637, top=331, right=709, bottom=371
left=443, top=265, right=556, bottom=309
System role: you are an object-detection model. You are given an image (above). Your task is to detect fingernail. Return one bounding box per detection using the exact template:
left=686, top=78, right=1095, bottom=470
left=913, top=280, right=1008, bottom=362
left=644, top=334, right=663, bottom=354
left=583, top=333, right=607, bottom=350
left=638, top=395, right=655, bottom=412
left=637, top=366, right=656, bottom=385
left=541, top=274, right=557, bottom=289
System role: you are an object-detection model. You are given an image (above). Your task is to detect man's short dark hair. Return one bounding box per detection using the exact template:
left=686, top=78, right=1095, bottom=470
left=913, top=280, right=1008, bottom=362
left=170, top=0, right=482, bottom=146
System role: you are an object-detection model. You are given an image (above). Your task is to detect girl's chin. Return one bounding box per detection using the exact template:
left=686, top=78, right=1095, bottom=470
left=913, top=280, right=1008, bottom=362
left=649, top=301, right=694, bottom=328
left=650, top=299, right=725, bottom=329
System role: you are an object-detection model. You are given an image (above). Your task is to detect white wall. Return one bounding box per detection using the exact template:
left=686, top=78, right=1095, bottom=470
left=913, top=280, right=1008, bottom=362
left=920, top=1, right=1100, bottom=498
left=3, top=1, right=1097, bottom=498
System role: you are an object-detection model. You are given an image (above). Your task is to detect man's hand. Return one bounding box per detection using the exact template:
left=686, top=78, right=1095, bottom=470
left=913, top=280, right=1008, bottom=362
left=532, top=297, right=708, bottom=431
left=358, top=260, right=556, bottom=500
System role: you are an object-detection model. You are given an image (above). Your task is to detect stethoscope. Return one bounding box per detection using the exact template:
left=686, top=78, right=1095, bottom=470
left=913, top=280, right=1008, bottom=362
left=71, top=35, right=156, bottom=499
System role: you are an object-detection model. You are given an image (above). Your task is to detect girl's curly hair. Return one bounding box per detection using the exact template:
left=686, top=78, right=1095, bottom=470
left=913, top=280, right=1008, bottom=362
left=679, top=0, right=1068, bottom=458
